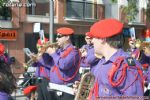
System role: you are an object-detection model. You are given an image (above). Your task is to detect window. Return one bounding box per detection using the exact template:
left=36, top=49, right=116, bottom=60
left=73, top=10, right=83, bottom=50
left=66, top=0, right=102, bottom=20
left=26, top=0, right=49, bottom=16
left=0, top=6, right=11, bottom=20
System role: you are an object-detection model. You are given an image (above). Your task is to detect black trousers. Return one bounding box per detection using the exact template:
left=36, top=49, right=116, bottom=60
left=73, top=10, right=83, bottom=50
left=37, top=77, right=51, bottom=100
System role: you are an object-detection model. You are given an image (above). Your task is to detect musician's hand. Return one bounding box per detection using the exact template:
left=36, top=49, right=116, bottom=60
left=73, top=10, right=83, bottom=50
left=31, top=54, right=38, bottom=61
left=80, top=48, right=87, bottom=57
left=46, top=47, right=56, bottom=54
left=72, top=81, right=80, bottom=95
left=40, top=46, right=46, bottom=54
left=82, top=51, right=87, bottom=57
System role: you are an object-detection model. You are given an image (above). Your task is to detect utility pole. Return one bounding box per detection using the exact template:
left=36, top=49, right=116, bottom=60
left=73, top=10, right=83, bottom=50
left=49, top=0, right=54, bottom=43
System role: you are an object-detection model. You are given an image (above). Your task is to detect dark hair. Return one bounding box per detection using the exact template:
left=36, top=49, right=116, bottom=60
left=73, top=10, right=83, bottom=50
left=70, top=34, right=74, bottom=43
left=0, top=61, right=16, bottom=94
left=106, top=33, right=125, bottom=49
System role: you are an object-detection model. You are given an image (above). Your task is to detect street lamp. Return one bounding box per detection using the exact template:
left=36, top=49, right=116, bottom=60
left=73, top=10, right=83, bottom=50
left=49, top=0, right=54, bottom=43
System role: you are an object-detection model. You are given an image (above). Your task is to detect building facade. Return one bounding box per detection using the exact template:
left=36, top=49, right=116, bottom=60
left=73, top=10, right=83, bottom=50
left=0, top=0, right=149, bottom=74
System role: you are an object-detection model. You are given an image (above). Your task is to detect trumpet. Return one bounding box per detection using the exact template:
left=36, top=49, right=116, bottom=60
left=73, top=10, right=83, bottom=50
left=94, top=53, right=103, bottom=59
left=75, top=72, right=95, bottom=100
left=135, top=39, right=142, bottom=49
left=39, top=41, right=59, bottom=54
left=23, top=42, right=58, bottom=68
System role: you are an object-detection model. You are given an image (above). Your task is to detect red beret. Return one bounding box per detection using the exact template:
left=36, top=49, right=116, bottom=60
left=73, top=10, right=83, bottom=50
left=85, top=32, right=93, bottom=38
left=0, top=43, right=5, bottom=55
left=37, top=38, right=48, bottom=45
left=90, top=18, right=123, bottom=38
left=144, top=29, right=150, bottom=37
left=142, top=63, right=149, bottom=69
left=23, top=85, right=37, bottom=95
left=56, top=27, right=74, bottom=35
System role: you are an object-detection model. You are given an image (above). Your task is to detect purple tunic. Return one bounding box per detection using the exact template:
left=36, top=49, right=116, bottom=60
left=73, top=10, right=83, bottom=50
left=50, top=44, right=80, bottom=84
left=32, top=53, right=53, bottom=79
left=0, top=92, right=9, bottom=100
left=127, top=48, right=140, bottom=60
left=140, top=51, right=150, bottom=65
left=93, top=49, right=143, bottom=98
left=80, top=44, right=100, bottom=73
left=139, top=52, right=150, bottom=83
left=143, top=67, right=150, bottom=83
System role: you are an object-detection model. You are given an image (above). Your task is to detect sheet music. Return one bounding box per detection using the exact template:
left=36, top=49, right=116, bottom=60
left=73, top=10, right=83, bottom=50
left=49, top=83, right=74, bottom=95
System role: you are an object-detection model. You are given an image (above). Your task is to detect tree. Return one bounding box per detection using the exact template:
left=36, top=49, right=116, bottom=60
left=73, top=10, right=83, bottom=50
left=122, top=0, right=139, bottom=22
left=0, top=0, right=9, bottom=9
left=111, top=0, right=138, bottom=22
left=111, top=0, right=118, bottom=3
left=0, top=0, right=11, bottom=20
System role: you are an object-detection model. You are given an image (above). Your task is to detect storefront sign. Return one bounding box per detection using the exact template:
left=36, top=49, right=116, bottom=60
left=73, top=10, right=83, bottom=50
left=0, top=30, right=17, bottom=41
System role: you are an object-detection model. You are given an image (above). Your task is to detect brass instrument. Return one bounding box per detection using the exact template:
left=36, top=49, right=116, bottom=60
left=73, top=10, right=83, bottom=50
left=75, top=72, right=95, bottom=100
left=39, top=41, right=59, bottom=54
left=94, top=53, right=102, bottom=59
left=23, top=54, right=38, bottom=68
left=135, top=39, right=142, bottom=49
left=23, top=42, right=58, bottom=68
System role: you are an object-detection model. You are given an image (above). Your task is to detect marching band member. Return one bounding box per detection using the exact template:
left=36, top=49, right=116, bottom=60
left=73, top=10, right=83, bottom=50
left=23, top=38, right=53, bottom=100
left=88, top=18, right=144, bottom=99
left=139, top=41, right=150, bottom=96
left=33, top=38, right=52, bottom=79
left=127, top=38, right=141, bottom=60
left=32, top=38, right=53, bottom=100
left=46, top=27, right=81, bottom=100
left=80, top=32, right=100, bottom=73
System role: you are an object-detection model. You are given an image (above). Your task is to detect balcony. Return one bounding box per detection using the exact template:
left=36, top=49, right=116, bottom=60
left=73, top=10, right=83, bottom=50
left=26, top=15, right=57, bottom=23
left=0, top=20, right=12, bottom=28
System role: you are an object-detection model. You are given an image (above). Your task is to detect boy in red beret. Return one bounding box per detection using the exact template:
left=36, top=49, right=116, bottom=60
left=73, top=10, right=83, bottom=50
left=88, top=18, right=144, bottom=99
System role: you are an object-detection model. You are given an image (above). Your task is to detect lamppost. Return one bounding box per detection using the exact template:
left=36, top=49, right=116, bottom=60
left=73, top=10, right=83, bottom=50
left=49, top=0, right=54, bottom=43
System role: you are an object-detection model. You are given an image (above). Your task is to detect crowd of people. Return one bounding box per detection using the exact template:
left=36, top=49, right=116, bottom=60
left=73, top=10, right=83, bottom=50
left=1, top=18, right=150, bottom=100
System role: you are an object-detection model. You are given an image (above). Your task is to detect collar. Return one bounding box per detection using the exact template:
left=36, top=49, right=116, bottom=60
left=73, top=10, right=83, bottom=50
left=102, top=49, right=124, bottom=64
left=61, top=44, right=73, bottom=52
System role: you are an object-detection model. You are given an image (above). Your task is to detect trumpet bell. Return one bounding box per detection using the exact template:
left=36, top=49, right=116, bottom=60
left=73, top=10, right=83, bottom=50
left=95, top=53, right=102, bottom=59
left=75, top=72, right=95, bottom=100
left=135, top=39, right=142, bottom=48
